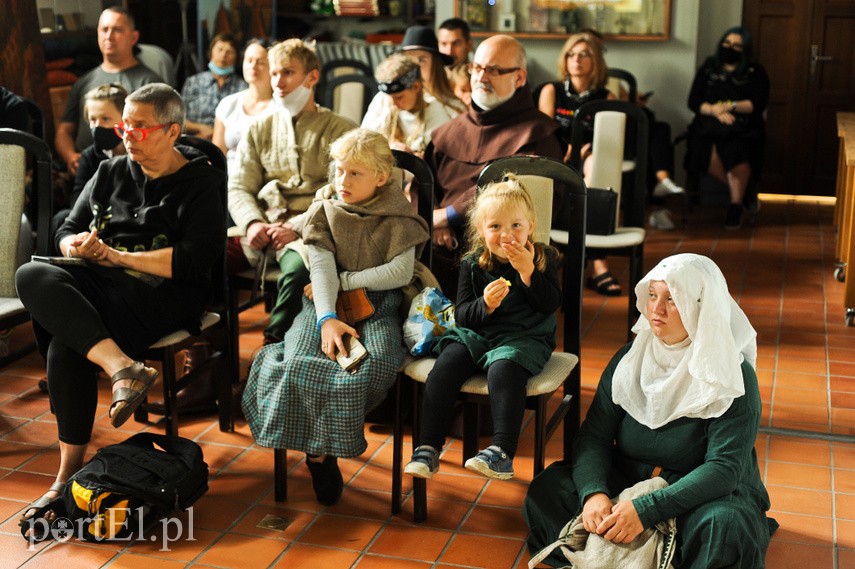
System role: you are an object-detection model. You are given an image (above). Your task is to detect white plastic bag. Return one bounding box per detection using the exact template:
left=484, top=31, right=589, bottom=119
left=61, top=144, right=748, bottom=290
left=403, top=287, right=455, bottom=356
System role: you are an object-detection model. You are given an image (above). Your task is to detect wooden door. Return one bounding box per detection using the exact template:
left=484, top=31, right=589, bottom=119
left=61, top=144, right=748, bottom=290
left=743, top=0, right=855, bottom=196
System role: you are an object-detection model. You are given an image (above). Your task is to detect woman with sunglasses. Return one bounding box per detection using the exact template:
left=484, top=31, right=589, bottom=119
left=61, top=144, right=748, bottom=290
left=538, top=31, right=615, bottom=167
left=539, top=32, right=621, bottom=298
left=16, top=83, right=225, bottom=538
left=686, top=27, right=769, bottom=230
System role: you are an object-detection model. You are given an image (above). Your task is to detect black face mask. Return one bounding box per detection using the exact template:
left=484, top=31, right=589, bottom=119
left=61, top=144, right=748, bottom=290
left=91, top=126, right=122, bottom=151
left=718, top=45, right=742, bottom=65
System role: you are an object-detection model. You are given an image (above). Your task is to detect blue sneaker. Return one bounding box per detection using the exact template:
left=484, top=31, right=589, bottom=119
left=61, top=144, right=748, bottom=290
left=464, top=445, right=514, bottom=480
left=404, top=445, right=440, bottom=479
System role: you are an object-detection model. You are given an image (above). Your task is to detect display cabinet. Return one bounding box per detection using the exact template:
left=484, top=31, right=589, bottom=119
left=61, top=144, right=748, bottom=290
left=456, top=0, right=671, bottom=41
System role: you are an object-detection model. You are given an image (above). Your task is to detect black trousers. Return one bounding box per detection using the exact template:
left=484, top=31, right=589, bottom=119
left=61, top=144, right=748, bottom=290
left=16, top=262, right=115, bottom=445
left=649, top=119, right=675, bottom=181
left=16, top=262, right=187, bottom=445
left=419, top=341, right=530, bottom=457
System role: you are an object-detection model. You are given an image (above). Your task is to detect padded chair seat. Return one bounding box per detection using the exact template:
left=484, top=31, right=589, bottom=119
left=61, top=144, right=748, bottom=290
left=550, top=226, right=646, bottom=248
left=570, top=99, right=650, bottom=341
left=148, top=311, right=220, bottom=349
left=584, top=226, right=646, bottom=248
left=403, top=352, right=579, bottom=396
left=399, top=353, right=416, bottom=371
left=0, top=298, right=26, bottom=319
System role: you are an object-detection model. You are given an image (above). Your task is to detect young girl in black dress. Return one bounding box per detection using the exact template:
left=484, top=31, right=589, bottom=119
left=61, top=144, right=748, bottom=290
left=405, top=175, right=561, bottom=480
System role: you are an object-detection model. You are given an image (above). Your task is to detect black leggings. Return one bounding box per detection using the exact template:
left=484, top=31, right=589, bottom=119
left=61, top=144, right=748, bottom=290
left=649, top=119, right=675, bottom=181
left=17, top=263, right=115, bottom=445
left=419, top=342, right=531, bottom=457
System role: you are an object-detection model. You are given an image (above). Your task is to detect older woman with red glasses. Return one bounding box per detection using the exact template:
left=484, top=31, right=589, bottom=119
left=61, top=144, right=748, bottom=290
left=16, top=83, right=225, bottom=538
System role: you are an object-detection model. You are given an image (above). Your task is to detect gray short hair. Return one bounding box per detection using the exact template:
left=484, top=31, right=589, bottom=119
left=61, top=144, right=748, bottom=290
left=125, top=83, right=185, bottom=131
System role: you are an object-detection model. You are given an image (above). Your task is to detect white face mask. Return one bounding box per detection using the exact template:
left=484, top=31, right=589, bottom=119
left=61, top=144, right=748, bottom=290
left=471, top=87, right=514, bottom=111
left=274, top=84, right=313, bottom=116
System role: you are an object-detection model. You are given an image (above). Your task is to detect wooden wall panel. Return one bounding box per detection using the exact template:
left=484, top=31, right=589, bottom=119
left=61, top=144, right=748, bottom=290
left=0, top=0, right=53, bottom=141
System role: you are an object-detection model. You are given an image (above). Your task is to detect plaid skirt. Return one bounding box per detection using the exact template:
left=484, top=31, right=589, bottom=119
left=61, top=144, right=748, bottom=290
left=242, top=290, right=405, bottom=457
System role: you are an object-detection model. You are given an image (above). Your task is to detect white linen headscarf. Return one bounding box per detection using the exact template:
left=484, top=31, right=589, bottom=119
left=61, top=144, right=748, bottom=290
left=611, top=253, right=757, bottom=429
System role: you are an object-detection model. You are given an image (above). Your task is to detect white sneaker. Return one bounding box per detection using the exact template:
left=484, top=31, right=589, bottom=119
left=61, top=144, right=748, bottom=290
left=652, top=178, right=685, bottom=198
left=648, top=209, right=675, bottom=230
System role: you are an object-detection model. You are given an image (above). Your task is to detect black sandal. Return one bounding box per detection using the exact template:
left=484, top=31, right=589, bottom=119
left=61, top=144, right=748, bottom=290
left=109, top=362, right=159, bottom=428
left=19, top=481, right=65, bottom=542
left=586, top=271, right=622, bottom=297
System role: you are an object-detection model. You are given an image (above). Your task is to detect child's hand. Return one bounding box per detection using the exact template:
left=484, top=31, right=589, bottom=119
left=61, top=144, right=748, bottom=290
left=501, top=239, right=535, bottom=286
left=483, top=278, right=510, bottom=313
left=320, top=318, right=358, bottom=361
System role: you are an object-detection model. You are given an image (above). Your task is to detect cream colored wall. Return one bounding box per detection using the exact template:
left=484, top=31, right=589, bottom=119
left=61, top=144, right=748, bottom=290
left=697, top=0, right=744, bottom=70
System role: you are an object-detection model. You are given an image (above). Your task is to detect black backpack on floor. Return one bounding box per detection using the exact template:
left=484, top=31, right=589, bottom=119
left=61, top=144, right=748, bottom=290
left=22, top=433, right=208, bottom=542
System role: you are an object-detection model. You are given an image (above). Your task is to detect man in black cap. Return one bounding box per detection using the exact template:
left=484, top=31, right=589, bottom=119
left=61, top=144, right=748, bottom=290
left=426, top=35, right=562, bottom=299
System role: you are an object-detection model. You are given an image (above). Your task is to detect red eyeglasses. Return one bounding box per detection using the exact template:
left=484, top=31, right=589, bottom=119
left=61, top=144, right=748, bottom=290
left=113, top=122, right=170, bottom=142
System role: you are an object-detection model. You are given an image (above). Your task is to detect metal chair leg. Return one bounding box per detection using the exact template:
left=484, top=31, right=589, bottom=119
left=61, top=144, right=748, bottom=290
left=411, top=379, right=427, bottom=523
left=274, top=448, right=287, bottom=502
left=391, top=374, right=403, bottom=515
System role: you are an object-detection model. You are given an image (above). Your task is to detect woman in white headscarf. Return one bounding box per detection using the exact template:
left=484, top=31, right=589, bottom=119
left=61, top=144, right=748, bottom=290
left=523, top=253, right=777, bottom=569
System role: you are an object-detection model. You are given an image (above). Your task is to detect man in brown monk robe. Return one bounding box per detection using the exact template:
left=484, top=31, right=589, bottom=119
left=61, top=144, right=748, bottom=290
left=426, top=35, right=562, bottom=298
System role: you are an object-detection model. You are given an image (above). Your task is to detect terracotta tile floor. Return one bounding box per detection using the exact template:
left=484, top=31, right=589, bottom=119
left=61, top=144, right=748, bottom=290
left=1, top=196, right=854, bottom=568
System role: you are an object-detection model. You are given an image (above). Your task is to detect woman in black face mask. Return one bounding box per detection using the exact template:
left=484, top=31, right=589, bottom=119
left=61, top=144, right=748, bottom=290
left=686, top=26, right=770, bottom=229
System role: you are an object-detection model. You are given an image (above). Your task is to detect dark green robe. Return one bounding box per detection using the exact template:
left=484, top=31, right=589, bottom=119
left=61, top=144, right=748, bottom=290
left=433, top=250, right=561, bottom=374
left=524, top=343, right=778, bottom=568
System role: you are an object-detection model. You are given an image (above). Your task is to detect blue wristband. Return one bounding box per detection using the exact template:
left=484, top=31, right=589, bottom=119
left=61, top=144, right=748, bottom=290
left=316, top=312, right=337, bottom=331
left=445, top=205, right=461, bottom=227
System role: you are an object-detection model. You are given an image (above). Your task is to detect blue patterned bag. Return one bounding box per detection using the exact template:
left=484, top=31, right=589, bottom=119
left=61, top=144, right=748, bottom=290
left=403, top=287, right=455, bottom=356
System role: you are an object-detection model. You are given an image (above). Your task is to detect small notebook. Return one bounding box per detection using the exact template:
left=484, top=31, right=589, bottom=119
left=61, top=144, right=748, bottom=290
left=335, top=334, right=368, bottom=374
left=31, top=255, right=87, bottom=266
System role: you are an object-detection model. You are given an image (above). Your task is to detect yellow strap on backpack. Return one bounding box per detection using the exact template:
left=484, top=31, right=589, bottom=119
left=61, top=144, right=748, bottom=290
left=71, top=481, right=130, bottom=539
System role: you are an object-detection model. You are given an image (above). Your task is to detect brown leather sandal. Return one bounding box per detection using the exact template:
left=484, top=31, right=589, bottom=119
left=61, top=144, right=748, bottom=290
left=109, top=362, right=159, bottom=428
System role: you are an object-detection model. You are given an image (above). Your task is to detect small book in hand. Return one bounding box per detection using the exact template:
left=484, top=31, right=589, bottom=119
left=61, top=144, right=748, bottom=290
left=335, top=334, right=368, bottom=374
left=31, top=255, right=86, bottom=266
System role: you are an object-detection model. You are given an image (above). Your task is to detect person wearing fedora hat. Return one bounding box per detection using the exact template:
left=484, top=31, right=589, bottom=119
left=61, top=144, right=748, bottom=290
left=397, top=26, right=466, bottom=119
left=362, top=53, right=457, bottom=157
left=425, top=35, right=562, bottom=299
